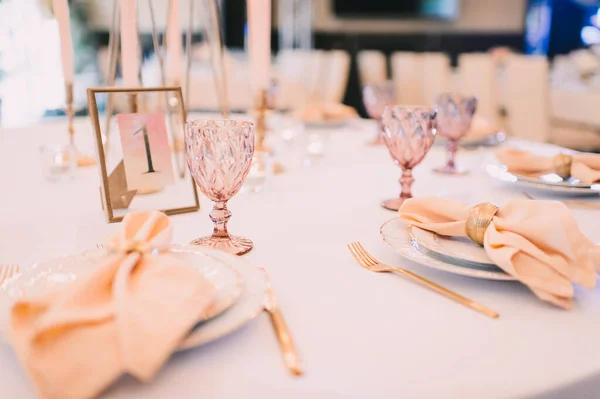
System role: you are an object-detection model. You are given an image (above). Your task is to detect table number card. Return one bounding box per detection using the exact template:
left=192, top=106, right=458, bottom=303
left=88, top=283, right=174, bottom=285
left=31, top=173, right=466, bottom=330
left=117, top=112, right=175, bottom=191
left=88, top=86, right=199, bottom=223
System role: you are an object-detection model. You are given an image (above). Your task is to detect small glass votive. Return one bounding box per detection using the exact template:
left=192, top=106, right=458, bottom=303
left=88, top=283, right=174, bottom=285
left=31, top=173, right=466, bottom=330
left=39, top=144, right=76, bottom=182
left=242, top=151, right=273, bottom=193
left=302, top=130, right=329, bottom=167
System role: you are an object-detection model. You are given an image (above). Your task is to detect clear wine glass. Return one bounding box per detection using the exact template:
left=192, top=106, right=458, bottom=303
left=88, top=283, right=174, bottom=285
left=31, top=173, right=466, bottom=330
left=433, top=93, right=477, bottom=175
left=362, top=81, right=397, bottom=145
left=381, top=106, right=437, bottom=211
left=185, top=119, right=255, bottom=255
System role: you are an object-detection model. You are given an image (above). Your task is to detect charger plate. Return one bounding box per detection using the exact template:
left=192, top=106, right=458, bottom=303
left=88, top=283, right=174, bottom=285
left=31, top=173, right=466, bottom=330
left=0, top=246, right=266, bottom=350
left=380, top=218, right=514, bottom=281
left=409, top=226, right=497, bottom=269
left=486, top=154, right=600, bottom=196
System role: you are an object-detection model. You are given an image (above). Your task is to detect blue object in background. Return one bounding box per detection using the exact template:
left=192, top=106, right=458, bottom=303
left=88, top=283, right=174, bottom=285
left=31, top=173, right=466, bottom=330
left=524, top=0, right=554, bottom=55
left=528, top=0, right=600, bottom=57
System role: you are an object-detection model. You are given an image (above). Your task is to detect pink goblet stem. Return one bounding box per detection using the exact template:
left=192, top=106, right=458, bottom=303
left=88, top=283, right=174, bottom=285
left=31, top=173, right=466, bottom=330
left=399, top=168, right=414, bottom=201
left=444, top=139, right=458, bottom=172
left=433, top=139, right=468, bottom=175
left=210, top=201, right=231, bottom=238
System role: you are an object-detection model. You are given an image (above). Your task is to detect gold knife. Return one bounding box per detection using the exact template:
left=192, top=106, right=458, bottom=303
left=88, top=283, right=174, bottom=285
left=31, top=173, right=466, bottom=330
left=260, top=268, right=303, bottom=376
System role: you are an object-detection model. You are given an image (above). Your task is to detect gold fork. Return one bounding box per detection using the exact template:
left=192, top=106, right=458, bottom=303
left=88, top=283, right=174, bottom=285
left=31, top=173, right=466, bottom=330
left=348, top=242, right=499, bottom=319
left=522, top=192, right=600, bottom=209
left=0, top=264, right=21, bottom=286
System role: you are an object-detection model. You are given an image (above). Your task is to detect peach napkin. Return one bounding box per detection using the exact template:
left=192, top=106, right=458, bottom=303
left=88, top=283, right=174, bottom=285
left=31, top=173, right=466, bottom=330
left=399, top=197, right=600, bottom=309
left=496, top=147, right=600, bottom=184
left=466, top=115, right=497, bottom=139
left=9, top=211, right=216, bottom=399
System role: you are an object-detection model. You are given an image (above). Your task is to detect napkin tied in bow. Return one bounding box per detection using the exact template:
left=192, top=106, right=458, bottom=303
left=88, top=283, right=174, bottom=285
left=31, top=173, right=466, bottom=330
left=10, top=211, right=216, bottom=399
left=399, top=198, right=600, bottom=309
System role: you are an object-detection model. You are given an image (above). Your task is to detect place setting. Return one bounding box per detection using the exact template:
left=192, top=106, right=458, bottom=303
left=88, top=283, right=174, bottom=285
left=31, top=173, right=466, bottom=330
left=0, top=1, right=306, bottom=395
left=356, top=97, right=600, bottom=320
left=486, top=145, right=600, bottom=196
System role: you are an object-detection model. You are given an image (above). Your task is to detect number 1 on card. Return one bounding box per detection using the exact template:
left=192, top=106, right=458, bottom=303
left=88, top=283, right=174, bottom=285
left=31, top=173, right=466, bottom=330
left=133, top=125, right=157, bottom=174
left=117, top=112, right=175, bottom=191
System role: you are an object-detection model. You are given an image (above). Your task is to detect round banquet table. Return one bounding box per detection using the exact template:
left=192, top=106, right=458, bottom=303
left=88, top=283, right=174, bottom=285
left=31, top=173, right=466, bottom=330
left=1, top=115, right=600, bottom=399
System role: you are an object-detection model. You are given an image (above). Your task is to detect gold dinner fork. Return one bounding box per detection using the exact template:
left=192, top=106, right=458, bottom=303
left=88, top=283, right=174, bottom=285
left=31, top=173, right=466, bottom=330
left=522, top=192, right=600, bottom=209
left=347, top=242, right=499, bottom=319
left=0, top=264, right=21, bottom=286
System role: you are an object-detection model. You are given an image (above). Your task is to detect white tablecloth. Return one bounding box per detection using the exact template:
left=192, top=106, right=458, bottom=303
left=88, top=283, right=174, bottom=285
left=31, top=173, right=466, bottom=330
left=1, top=116, right=600, bottom=399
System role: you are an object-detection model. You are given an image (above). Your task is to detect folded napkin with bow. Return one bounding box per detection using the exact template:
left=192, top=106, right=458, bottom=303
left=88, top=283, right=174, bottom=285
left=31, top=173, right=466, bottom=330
left=399, top=197, right=600, bottom=309
left=9, top=211, right=216, bottom=399
left=496, top=147, right=600, bottom=184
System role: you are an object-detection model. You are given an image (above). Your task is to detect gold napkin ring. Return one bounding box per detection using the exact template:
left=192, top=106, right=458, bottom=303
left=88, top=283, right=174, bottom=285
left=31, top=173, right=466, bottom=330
left=466, top=203, right=500, bottom=246
left=553, top=154, right=572, bottom=180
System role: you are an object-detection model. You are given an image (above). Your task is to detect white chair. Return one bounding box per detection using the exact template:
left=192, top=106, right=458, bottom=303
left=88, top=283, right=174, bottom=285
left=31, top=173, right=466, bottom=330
left=276, top=49, right=324, bottom=107
left=550, top=89, right=600, bottom=150
left=390, top=52, right=424, bottom=105
left=277, top=49, right=351, bottom=106
left=458, top=53, right=499, bottom=127
left=421, top=52, right=452, bottom=106
left=357, top=50, right=387, bottom=86
left=504, top=55, right=549, bottom=142
left=321, top=50, right=351, bottom=103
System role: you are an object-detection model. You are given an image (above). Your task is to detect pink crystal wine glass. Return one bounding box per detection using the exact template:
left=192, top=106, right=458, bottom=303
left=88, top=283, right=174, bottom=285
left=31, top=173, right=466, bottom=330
left=362, top=81, right=397, bottom=145
left=433, top=93, right=477, bottom=175
left=185, top=120, right=255, bottom=255
left=381, top=106, right=437, bottom=211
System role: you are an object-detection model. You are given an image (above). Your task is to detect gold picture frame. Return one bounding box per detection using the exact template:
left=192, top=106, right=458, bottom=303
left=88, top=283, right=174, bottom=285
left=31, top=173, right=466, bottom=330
left=87, top=86, right=199, bottom=223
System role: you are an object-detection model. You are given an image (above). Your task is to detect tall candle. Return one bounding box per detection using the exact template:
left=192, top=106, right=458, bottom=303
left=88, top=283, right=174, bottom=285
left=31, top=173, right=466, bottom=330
left=247, top=0, right=271, bottom=91
left=120, top=0, right=139, bottom=86
left=166, top=0, right=182, bottom=84
left=52, top=0, right=74, bottom=83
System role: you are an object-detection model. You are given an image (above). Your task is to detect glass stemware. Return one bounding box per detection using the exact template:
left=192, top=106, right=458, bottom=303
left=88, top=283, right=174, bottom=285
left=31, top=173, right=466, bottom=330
left=381, top=106, right=437, bottom=211
left=433, top=93, right=478, bottom=175
left=185, top=120, right=255, bottom=255
left=362, top=81, right=397, bottom=145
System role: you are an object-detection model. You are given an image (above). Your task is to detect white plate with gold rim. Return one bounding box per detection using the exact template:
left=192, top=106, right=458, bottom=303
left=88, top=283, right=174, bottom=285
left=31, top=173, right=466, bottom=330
left=0, top=246, right=265, bottom=350
left=486, top=158, right=600, bottom=196
left=409, top=226, right=497, bottom=269
left=380, top=218, right=514, bottom=281
left=177, top=246, right=266, bottom=350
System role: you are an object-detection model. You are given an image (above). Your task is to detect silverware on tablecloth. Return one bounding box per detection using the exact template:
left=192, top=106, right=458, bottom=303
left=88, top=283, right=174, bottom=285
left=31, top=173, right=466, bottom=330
left=347, top=241, right=499, bottom=319
left=0, top=264, right=21, bottom=286
left=260, top=268, right=303, bottom=376
left=522, top=192, right=600, bottom=209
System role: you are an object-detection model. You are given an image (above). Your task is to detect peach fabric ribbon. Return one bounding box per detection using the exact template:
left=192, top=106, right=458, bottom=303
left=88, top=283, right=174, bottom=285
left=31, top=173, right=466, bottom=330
left=496, top=147, right=600, bottom=184
left=399, top=198, right=600, bottom=309
left=9, top=211, right=216, bottom=399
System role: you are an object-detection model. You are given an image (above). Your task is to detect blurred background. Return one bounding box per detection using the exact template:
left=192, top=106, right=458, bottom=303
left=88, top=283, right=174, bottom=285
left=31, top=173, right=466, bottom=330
left=2, top=0, right=600, bottom=150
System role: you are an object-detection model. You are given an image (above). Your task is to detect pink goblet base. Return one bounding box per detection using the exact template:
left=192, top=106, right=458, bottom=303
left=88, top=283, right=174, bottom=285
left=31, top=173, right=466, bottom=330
left=188, top=200, right=253, bottom=256
left=381, top=168, right=414, bottom=211
left=432, top=164, right=469, bottom=175
left=189, top=235, right=253, bottom=256
left=381, top=197, right=409, bottom=211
